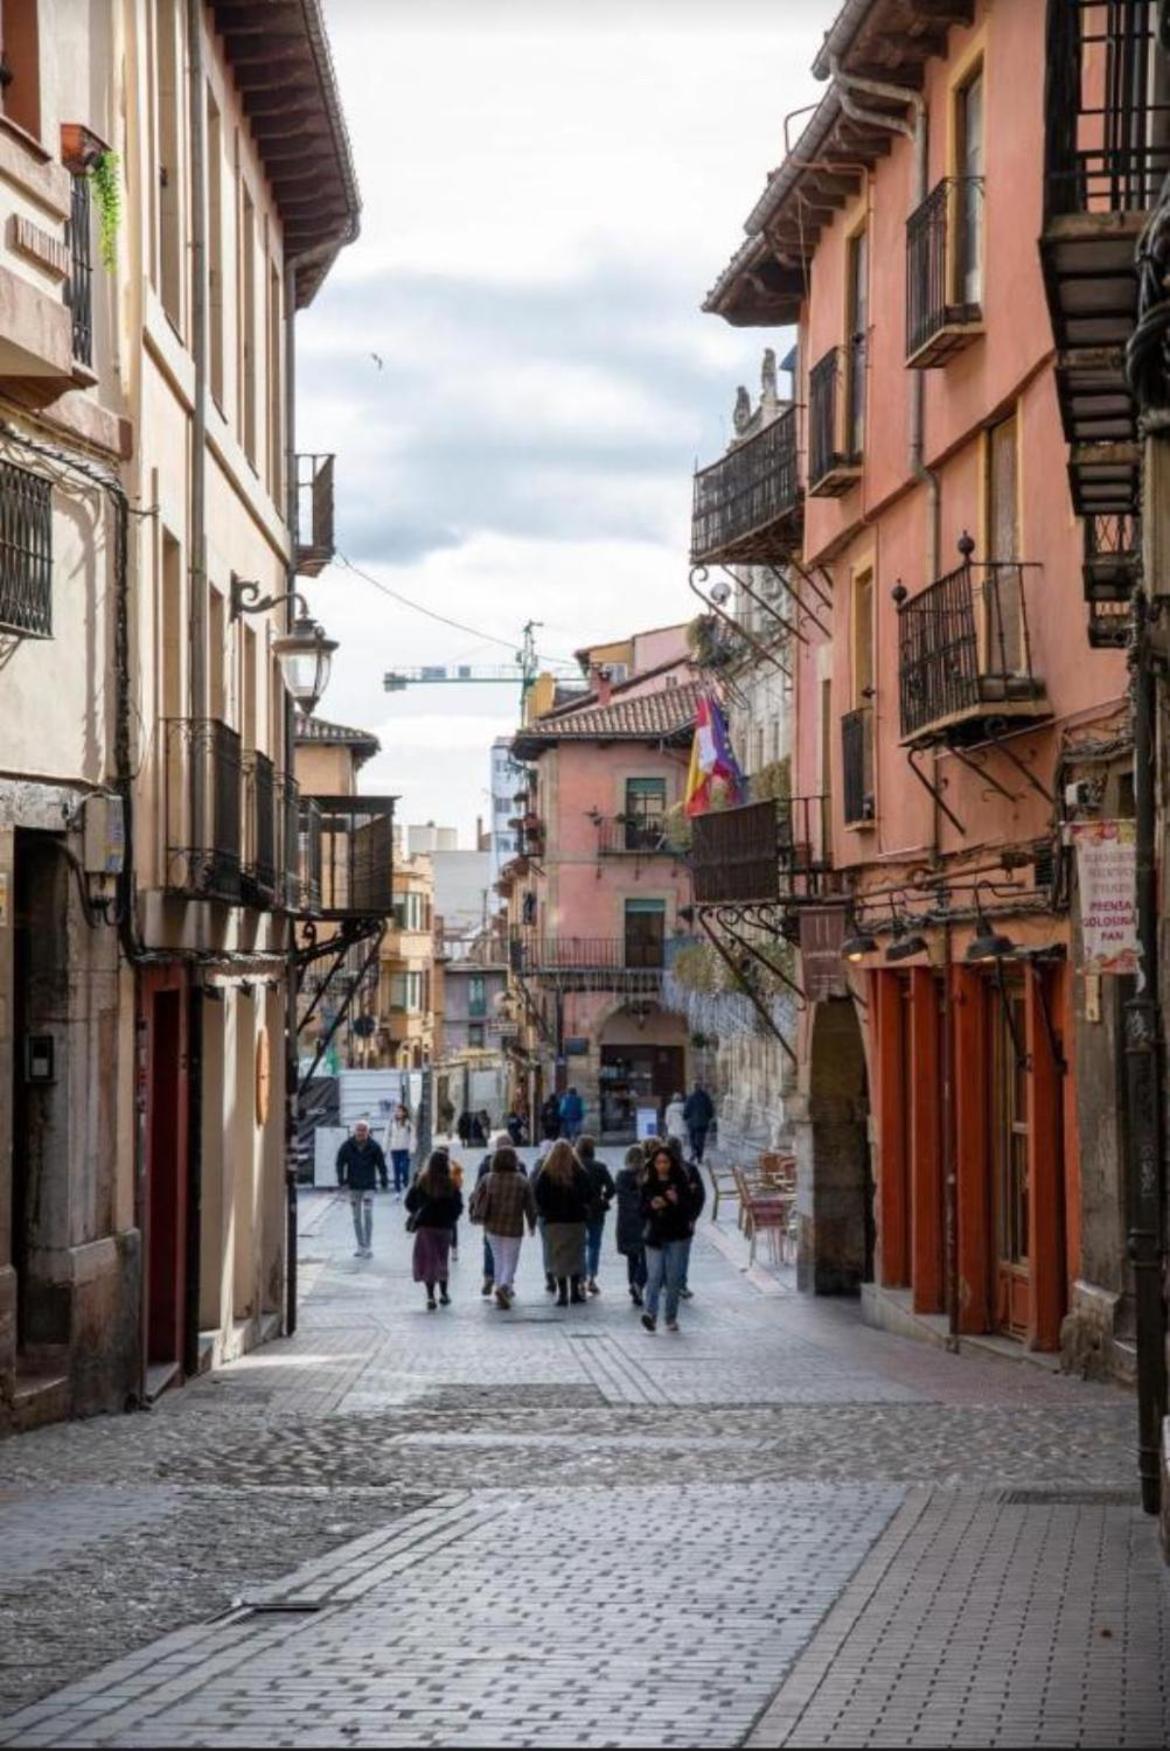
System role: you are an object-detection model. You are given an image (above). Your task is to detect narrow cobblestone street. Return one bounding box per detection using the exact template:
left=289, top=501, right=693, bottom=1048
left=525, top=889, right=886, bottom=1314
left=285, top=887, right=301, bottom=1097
left=1, top=1160, right=1166, bottom=1748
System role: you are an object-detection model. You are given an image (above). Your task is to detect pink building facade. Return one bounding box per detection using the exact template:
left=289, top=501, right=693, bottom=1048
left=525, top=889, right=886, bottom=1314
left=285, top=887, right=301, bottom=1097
left=504, top=641, right=698, bottom=1139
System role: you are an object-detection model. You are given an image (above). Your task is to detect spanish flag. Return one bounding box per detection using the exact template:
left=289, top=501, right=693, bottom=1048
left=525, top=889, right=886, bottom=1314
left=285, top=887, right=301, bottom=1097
left=685, top=694, right=746, bottom=817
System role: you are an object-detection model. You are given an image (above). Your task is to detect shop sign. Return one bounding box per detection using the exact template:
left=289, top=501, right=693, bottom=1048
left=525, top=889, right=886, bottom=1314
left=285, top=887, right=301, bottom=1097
left=800, top=906, right=848, bottom=1002
left=1071, top=819, right=1137, bottom=975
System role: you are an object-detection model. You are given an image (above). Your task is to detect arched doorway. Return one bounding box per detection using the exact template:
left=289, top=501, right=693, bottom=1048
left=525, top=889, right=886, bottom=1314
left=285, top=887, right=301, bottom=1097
left=796, top=997, right=873, bottom=1295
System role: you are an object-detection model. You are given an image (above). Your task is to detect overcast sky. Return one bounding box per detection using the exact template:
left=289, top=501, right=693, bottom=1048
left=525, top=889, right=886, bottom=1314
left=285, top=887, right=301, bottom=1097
left=299, top=0, right=825, bottom=840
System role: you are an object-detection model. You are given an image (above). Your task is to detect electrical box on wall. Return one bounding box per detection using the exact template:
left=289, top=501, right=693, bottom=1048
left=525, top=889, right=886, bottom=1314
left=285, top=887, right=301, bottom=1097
left=83, top=794, right=125, bottom=876
left=25, top=1035, right=55, bottom=1083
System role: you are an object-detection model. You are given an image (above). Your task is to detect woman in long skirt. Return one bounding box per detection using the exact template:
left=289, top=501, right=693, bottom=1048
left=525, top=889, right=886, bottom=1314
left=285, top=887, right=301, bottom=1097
left=534, top=1139, right=592, bottom=1306
left=405, top=1151, right=463, bottom=1310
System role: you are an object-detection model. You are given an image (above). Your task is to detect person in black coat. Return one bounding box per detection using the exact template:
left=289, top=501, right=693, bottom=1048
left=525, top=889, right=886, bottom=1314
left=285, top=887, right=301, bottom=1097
left=336, top=1121, right=389, bottom=1259
left=540, top=1092, right=561, bottom=1142
left=683, top=1083, right=715, bottom=1163
left=614, top=1143, right=648, bottom=1306
left=534, top=1140, right=592, bottom=1305
left=405, top=1151, right=464, bottom=1310
left=577, top=1135, right=616, bottom=1295
left=666, top=1136, right=706, bottom=1301
left=639, top=1144, right=693, bottom=1332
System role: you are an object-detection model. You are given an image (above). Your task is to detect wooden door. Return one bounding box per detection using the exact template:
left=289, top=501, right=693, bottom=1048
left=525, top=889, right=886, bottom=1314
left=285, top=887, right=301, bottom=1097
left=991, top=977, right=1030, bottom=1337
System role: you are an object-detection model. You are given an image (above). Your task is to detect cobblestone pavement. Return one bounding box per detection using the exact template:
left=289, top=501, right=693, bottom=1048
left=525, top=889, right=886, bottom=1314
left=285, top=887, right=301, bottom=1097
left=1, top=1156, right=1166, bottom=1746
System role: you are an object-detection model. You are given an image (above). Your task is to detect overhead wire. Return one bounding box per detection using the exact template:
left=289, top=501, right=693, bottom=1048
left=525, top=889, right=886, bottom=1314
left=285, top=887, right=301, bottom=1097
left=333, top=551, right=575, bottom=668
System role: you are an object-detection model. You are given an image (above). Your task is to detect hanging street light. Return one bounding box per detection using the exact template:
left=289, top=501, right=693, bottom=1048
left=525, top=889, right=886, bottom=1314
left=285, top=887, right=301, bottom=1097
left=272, top=614, right=338, bottom=717
left=966, top=889, right=1017, bottom=963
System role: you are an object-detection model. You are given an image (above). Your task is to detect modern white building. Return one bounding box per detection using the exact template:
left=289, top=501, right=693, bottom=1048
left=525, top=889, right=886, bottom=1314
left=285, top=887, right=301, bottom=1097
left=489, top=737, right=527, bottom=883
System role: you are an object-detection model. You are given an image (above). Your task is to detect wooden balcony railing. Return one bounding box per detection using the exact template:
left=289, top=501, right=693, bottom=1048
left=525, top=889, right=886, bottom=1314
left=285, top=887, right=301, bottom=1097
left=894, top=544, right=1047, bottom=745
left=905, top=178, right=983, bottom=366
left=1045, top=0, right=1170, bottom=218
left=841, top=706, right=875, bottom=827
left=163, top=718, right=242, bottom=901
left=691, top=794, right=830, bottom=905
left=241, top=750, right=277, bottom=906
left=295, top=452, right=335, bottom=576
left=808, top=347, right=861, bottom=497
left=311, top=795, right=396, bottom=919
left=691, top=405, right=801, bottom=564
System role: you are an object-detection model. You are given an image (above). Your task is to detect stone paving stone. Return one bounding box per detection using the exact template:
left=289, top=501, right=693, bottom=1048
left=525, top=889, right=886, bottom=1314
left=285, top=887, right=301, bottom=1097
left=0, top=1181, right=1162, bottom=1745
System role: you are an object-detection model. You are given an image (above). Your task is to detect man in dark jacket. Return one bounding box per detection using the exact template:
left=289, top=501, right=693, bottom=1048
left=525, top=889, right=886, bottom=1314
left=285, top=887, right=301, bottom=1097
left=336, top=1120, right=389, bottom=1258
left=683, top=1083, right=715, bottom=1163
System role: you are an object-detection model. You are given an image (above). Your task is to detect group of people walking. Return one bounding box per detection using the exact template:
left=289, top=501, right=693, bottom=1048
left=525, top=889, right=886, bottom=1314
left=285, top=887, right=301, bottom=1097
left=335, top=1099, right=709, bottom=1330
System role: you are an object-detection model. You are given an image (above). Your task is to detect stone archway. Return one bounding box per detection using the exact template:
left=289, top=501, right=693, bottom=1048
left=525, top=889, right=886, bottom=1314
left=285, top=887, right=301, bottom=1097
left=794, top=997, right=873, bottom=1295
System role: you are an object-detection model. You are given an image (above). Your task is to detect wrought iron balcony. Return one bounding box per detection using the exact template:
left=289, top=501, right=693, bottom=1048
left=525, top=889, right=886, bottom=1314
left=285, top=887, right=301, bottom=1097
left=0, top=459, right=53, bottom=639
left=842, top=706, right=876, bottom=827
left=278, top=774, right=302, bottom=912
left=1083, top=511, right=1140, bottom=604
left=807, top=347, right=861, bottom=497
left=163, top=718, right=242, bottom=902
left=691, top=794, right=831, bottom=906
left=595, top=816, right=673, bottom=856
left=294, top=453, right=335, bottom=577
left=311, top=795, right=396, bottom=920
left=66, top=173, right=94, bottom=371
left=690, top=405, right=801, bottom=565
left=894, top=543, right=1048, bottom=747
left=905, top=178, right=983, bottom=367
left=241, top=750, right=278, bottom=907
left=509, top=933, right=666, bottom=992
left=1045, top=0, right=1168, bottom=222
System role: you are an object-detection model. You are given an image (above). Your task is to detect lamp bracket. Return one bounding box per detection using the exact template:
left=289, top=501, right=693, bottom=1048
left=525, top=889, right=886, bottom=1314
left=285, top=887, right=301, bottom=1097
left=231, top=579, right=310, bottom=623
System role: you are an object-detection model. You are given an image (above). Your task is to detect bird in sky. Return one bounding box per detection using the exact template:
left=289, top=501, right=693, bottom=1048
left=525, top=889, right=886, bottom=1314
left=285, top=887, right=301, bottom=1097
left=371, top=352, right=384, bottom=370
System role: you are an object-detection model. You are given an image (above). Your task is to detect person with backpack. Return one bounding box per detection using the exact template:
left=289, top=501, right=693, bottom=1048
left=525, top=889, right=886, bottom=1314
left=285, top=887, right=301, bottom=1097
left=577, top=1134, right=616, bottom=1295
left=614, top=1142, right=648, bottom=1307
left=405, top=1151, right=463, bottom=1311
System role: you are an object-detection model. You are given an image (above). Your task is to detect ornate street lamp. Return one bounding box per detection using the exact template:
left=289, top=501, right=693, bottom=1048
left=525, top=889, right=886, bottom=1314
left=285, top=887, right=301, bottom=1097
left=230, top=579, right=338, bottom=717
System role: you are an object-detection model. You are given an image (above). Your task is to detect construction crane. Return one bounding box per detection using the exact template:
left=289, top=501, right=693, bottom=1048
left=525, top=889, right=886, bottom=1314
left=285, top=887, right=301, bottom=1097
left=383, top=621, right=579, bottom=711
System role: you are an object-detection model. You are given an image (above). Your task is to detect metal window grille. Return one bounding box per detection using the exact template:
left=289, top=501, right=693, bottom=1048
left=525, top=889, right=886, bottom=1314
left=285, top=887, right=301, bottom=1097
left=842, top=706, right=875, bottom=825
left=808, top=348, right=856, bottom=487
left=1045, top=0, right=1170, bottom=216
left=0, top=460, right=53, bottom=638
left=66, top=173, right=94, bottom=369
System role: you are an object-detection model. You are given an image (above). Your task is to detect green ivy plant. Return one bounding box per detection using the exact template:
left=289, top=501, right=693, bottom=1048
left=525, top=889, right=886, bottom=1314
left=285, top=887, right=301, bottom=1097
left=88, top=151, right=121, bottom=272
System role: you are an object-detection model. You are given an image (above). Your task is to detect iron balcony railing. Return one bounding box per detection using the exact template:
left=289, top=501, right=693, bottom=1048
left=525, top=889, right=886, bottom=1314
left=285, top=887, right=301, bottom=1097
left=1045, top=0, right=1170, bottom=217
left=0, top=459, right=53, bottom=638
left=842, top=706, right=875, bottom=826
left=311, top=795, right=396, bottom=919
left=66, top=173, right=94, bottom=369
left=278, top=774, right=301, bottom=911
left=690, top=794, right=830, bottom=905
left=511, top=935, right=667, bottom=975
left=905, top=178, right=983, bottom=363
left=163, top=718, right=242, bottom=901
left=596, top=816, right=672, bottom=856
left=808, top=347, right=860, bottom=493
left=895, top=548, right=1045, bottom=744
left=241, top=750, right=277, bottom=907
left=294, top=453, right=335, bottom=576
left=690, top=405, right=800, bottom=564
left=300, top=797, right=323, bottom=915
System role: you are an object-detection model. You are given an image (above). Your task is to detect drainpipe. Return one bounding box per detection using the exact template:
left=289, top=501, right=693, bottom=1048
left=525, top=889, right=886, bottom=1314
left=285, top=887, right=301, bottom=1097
left=185, top=0, right=207, bottom=1377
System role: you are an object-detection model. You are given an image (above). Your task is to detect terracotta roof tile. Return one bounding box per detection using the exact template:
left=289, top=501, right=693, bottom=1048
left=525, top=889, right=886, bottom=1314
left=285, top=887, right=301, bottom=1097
left=514, top=680, right=701, bottom=755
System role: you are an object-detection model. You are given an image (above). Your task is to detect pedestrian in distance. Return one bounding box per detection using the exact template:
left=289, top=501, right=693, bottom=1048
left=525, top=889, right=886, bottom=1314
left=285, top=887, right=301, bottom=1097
left=384, top=1101, right=414, bottom=1198
left=405, top=1150, right=464, bottom=1310
left=336, top=1119, right=389, bottom=1259
left=665, top=1136, right=707, bottom=1302
left=534, top=1138, right=592, bottom=1305
left=540, top=1091, right=561, bottom=1143
left=640, top=1143, right=693, bottom=1333
left=558, top=1085, right=585, bottom=1143
left=476, top=1107, right=493, bottom=1146
left=469, top=1143, right=537, bottom=1309
left=614, top=1142, right=649, bottom=1306
left=683, top=1082, right=715, bottom=1164
left=577, top=1134, right=616, bottom=1295
left=457, top=1109, right=473, bottom=1148
left=664, top=1092, right=687, bottom=1148
left=505, top=1107, right=527, bottom=1146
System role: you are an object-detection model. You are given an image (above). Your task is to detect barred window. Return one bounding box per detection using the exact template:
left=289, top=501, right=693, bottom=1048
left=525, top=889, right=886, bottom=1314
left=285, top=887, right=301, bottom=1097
left=0, top=459, right=53, bottom=638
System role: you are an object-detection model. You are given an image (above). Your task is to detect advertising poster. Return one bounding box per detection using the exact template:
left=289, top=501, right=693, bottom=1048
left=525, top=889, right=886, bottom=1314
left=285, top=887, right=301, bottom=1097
left=1071, top=819, right=1138, bottom=975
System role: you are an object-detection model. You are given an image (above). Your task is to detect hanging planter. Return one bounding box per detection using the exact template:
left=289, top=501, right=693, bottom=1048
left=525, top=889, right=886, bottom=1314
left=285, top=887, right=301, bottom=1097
left=88, top=151, right=122, bottom=272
